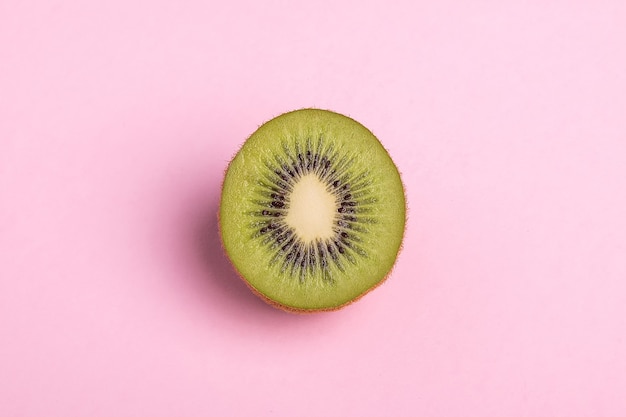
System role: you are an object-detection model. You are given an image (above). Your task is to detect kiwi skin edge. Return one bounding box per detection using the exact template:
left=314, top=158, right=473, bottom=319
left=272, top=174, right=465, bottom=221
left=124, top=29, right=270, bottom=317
left=218, top=109, right=407, bottom=314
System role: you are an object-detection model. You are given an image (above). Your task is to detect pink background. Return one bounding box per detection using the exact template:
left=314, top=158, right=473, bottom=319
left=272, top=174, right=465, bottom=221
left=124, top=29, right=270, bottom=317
left=1, top=1, right=625, bottom=415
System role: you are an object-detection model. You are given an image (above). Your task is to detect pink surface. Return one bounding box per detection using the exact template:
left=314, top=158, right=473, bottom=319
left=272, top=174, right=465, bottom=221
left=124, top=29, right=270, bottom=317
left=1, top=1, right=626, bottom=415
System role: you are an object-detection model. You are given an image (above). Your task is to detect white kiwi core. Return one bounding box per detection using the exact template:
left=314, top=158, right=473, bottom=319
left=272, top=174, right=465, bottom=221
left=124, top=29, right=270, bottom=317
left=284, top=174, right=337, bottom=243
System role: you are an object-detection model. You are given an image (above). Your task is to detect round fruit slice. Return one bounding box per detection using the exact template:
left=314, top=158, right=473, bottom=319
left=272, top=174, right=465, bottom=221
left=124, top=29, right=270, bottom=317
left=219, top=109, right=406, bottom=312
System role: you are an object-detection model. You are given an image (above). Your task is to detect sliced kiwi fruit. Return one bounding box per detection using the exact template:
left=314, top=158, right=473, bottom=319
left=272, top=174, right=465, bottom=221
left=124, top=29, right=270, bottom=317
left=219, top=109, right=405, bottom=313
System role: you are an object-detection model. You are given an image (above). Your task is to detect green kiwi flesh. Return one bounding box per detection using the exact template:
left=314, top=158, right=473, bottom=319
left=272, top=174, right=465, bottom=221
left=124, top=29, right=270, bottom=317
left=219, top=109, right=405, bottom=312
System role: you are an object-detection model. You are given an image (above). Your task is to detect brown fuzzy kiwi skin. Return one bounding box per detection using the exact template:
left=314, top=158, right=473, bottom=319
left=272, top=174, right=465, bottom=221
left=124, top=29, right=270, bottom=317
left=217, top=109, right=408, bottom=314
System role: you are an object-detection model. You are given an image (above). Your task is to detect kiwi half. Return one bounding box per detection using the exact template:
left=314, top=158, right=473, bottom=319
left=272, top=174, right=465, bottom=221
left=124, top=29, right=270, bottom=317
left=219, top=109, right=405, bottom=312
